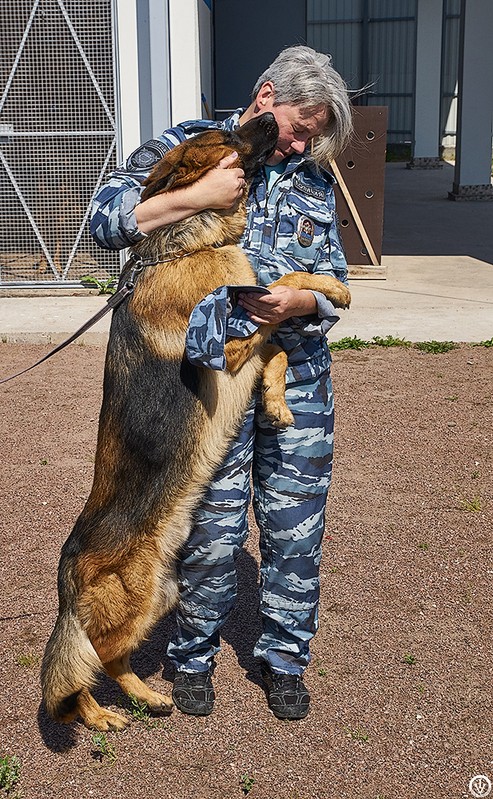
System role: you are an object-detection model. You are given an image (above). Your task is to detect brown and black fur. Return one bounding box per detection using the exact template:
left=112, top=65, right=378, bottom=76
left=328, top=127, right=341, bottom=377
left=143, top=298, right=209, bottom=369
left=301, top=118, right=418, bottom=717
left=41, top=113, right=351, bottom=730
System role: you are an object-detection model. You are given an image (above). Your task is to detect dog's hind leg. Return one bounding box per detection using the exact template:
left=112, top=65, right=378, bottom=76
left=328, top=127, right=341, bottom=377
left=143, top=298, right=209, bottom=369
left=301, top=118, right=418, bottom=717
left=76, top=688, right=129, bottom=731
left=261, top=344, right=294, bottom=428
left=104, top=653, right=173, bottom=714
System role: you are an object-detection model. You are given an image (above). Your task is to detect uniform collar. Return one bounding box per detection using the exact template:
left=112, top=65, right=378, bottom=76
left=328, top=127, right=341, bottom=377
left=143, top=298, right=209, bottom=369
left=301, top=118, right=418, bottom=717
left=222, top=108, right=244, bottom=131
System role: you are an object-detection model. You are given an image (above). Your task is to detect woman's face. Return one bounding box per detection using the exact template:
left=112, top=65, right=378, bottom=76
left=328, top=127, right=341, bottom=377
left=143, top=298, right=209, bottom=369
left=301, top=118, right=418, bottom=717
left=254, top=84, right=329, bottom=165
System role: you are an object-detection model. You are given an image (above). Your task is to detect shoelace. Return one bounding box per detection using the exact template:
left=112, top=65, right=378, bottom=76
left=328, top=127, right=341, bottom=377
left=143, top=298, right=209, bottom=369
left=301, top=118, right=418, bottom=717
left=181, top=672, right=211, bottom=686
left=271, top=674, right=302, bottom=690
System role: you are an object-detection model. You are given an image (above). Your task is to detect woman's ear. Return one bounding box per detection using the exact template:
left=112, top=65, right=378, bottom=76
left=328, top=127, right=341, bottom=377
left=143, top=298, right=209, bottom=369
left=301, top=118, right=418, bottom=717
left=254, top=81, right=275, bottom=113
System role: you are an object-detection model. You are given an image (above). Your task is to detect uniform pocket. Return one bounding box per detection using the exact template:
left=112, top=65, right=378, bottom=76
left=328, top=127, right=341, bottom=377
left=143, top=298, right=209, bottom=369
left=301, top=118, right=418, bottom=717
left=278, top=192, right=334, bottom=266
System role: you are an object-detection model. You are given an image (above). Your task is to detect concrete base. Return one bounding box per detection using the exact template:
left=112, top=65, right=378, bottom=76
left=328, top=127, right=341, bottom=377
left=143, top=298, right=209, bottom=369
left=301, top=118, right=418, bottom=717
left=348, top=265, right=387, bottom=280
left=407, top=157, right=444, bottom=169
left=448, top=183, right=493, bottom=201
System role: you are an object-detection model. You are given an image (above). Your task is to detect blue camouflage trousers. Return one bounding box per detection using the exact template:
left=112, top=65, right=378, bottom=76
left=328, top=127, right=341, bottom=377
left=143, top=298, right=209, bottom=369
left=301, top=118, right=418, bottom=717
left=166, top=370, right=334, bottom=676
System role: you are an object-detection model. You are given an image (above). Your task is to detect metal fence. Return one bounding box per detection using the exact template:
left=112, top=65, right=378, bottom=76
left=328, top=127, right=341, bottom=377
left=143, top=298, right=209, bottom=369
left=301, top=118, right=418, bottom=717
left=0, top=0, right=119, bottom=286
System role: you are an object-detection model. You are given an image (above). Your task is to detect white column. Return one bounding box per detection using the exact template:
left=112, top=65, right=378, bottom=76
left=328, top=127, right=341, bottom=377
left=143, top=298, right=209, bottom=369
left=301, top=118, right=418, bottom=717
left=168, top=0, right=202, bottom=125
left=147, top=0, right=172, bottom=137
left=408, top=0, right=443, bottom=168
left=450, top=0, right=493, bottom=199
left=113, top=0, right=141, bottom=161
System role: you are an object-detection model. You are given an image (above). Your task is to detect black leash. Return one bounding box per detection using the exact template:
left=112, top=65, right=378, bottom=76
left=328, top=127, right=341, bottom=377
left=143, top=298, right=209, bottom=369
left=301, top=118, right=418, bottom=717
left=0, top=255, right=144, bottom=386
left=0, top=247, right=205, bottom=386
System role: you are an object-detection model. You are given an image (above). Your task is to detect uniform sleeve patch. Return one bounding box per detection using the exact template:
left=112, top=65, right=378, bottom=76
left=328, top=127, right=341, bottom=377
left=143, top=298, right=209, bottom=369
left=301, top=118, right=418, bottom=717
left=126, top=140, right=169, bottom=171
left=293, top=175, right=326, bottom=201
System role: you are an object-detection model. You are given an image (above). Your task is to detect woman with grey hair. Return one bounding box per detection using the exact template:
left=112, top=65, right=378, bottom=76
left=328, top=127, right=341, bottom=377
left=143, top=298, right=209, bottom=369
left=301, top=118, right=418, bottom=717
left=91, top=45, right=352, bottom=721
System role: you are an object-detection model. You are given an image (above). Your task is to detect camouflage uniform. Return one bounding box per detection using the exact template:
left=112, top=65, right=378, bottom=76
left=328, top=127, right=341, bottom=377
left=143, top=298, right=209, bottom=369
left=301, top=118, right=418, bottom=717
left=90, top=110, right=348, bottom=676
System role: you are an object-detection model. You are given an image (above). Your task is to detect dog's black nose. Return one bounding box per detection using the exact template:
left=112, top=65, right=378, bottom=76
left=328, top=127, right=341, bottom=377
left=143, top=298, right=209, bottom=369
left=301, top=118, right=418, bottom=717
left=257, top=112, right=278, bottom=134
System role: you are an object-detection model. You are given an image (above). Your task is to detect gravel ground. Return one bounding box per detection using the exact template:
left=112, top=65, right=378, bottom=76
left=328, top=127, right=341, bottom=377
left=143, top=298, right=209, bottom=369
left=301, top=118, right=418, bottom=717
left=0, top=342, right=492, bottom=799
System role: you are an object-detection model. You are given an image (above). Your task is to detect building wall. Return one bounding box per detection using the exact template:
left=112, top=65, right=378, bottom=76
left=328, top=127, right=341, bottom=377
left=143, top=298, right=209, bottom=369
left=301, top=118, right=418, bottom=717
left=213, top=0, right=307, bottom=119
left=307, top=0, right=417, bottom=145
left=441, top=0, right=460, bottom=149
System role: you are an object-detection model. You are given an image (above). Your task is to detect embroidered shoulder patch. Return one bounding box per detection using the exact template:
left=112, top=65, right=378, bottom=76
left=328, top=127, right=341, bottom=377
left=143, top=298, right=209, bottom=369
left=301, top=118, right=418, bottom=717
left=126, top=140, right=169, bottom=171
left=293, top=175, right=326, bottom=201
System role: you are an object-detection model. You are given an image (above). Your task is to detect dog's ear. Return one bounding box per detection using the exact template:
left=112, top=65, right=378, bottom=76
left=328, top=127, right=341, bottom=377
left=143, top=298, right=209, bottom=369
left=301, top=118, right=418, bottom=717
left=141, top=134, right=239, bottom=201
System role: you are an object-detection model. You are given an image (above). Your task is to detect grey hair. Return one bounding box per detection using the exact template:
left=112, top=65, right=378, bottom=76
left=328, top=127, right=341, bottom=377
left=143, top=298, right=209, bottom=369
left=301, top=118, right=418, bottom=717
left=251, top=45, right=353, bottom=165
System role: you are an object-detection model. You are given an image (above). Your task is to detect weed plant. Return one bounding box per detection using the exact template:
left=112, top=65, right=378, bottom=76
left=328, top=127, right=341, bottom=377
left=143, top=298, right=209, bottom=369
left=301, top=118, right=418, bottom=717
left=91, top=733, right=116, bottom=764
left=0, top=755, right=21, bottom=793
left=415, top=340, right=458, bottom=354
left=81, top=275, right=117, bottom=295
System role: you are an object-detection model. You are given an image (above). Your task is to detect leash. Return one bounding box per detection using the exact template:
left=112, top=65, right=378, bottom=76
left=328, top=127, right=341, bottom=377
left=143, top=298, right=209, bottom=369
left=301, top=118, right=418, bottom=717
left=0, top=246, right=211, bottom=386
left=0, top=254, right=144, bottom=385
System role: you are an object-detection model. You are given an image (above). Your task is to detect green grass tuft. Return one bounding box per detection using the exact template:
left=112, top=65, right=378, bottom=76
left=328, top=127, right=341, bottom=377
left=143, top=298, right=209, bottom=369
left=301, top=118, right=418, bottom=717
left=81, top=275, right=117, bottom=295
left=15, top=653, right=40, bottom=668
left=459, top=496, right=482, bottom=512
left=372, top=334, right=412, bottom=348
left=91, top=732, right=116, bottom=764
left=0, top=755, right=21, bottom=792
left=240, top=774, right=255, bottom=795
left=345, top=727, right=370, bottom=742
left=330, top=336, right=370, bottom=351
left=415, top=340, right=458, bottom=354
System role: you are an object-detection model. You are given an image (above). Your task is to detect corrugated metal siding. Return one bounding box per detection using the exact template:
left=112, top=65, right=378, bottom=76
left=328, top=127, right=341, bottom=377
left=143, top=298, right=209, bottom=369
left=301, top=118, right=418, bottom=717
left=307, top=0, right=362, bottom=86
left=307, top=0, right=417, bottom=144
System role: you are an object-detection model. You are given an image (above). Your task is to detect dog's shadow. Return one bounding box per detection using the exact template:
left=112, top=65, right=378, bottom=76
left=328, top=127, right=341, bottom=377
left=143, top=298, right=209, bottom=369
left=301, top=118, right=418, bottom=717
left=38, top=548, right=263, bottom=751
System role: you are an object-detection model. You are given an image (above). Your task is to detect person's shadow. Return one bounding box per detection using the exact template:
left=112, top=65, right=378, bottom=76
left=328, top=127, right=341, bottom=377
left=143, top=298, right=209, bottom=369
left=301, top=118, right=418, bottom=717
left=135, top=547, right=264, bottom=686
left=38, top=548, right=263, bottom=750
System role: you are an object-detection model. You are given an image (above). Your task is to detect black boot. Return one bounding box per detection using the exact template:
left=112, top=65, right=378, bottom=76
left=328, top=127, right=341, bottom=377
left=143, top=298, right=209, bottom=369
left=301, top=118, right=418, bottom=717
left=261, top=665, right=310, bottom=720
left=172, top=669, right=215, bottom=716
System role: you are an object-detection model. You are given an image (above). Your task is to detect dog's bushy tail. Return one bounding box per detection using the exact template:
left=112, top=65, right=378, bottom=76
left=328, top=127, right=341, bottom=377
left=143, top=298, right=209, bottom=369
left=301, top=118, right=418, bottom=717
left=41, top=610, right=102, bottom=722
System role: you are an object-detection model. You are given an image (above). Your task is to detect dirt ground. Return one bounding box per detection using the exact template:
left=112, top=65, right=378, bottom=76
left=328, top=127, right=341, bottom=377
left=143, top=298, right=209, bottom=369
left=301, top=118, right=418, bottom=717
left=0, top=342, right=492, bottom=799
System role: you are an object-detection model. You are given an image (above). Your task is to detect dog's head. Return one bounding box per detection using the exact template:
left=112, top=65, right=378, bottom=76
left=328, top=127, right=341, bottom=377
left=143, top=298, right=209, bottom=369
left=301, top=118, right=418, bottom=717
left=141, top=113, right=279, bottom=201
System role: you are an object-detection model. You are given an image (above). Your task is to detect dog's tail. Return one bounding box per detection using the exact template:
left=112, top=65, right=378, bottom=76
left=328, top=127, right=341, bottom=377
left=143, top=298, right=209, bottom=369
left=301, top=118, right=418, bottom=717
left=41, top=610, right=102, bottom=722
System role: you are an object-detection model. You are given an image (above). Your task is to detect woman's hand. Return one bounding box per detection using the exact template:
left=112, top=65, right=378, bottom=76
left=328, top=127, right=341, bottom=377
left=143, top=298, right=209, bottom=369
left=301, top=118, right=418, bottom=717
left=238, top=286, right=317, bottom=324
left=135, top=151, right=246, bottom=233
left=189, top=151, right=246, bottom=209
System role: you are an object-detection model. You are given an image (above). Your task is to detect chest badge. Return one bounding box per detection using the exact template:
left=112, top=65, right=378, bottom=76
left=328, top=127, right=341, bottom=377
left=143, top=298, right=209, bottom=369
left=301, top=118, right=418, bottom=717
left=297, top=216, right=315, bottom=248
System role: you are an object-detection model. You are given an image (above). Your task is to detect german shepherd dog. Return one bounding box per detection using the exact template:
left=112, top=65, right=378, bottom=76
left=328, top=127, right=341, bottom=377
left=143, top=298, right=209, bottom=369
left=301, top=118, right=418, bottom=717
left=41, top=113, right=351, bottom=730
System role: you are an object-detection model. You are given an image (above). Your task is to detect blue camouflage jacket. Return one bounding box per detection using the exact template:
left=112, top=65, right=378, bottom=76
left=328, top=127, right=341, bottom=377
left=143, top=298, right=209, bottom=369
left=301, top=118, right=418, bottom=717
left=90, top=110, right=348, bottom=383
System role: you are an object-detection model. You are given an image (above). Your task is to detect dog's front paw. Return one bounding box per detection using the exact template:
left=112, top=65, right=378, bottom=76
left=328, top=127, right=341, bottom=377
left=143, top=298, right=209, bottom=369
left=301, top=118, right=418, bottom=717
left=332, top=284, right=351, bottom=309
left=145, top=690, right=174, bottom=715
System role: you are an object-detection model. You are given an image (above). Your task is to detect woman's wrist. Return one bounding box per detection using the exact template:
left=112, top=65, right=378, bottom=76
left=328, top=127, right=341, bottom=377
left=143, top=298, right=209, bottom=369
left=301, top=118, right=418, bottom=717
left=294, top=290, right=318, bottom=316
